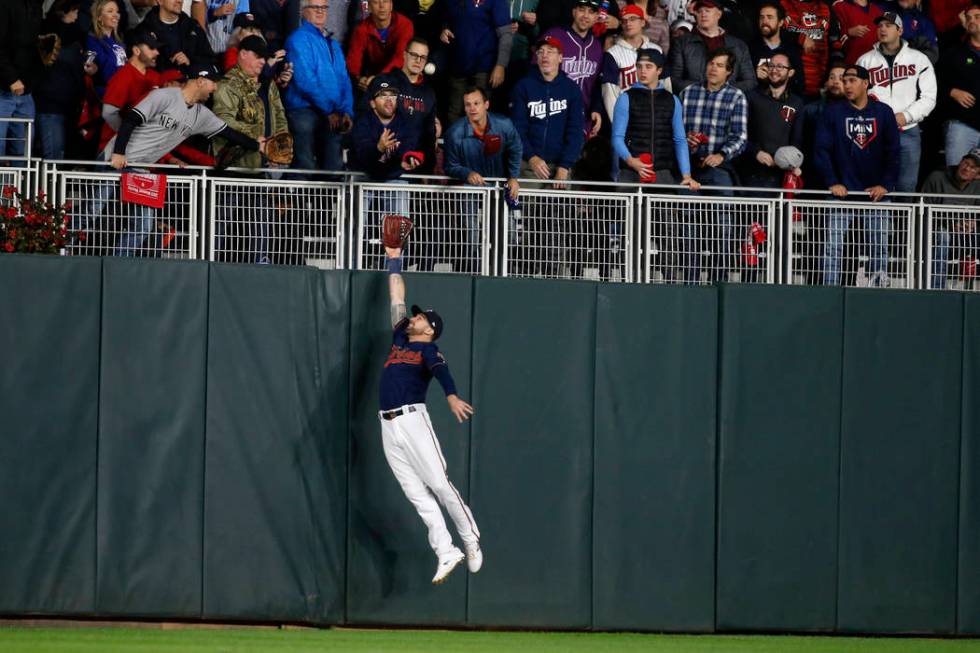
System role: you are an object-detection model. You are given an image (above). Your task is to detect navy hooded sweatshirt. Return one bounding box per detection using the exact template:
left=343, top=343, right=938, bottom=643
left=509, top=66, right=584, bottom=170
left=814, top=96, right=900, bottom=191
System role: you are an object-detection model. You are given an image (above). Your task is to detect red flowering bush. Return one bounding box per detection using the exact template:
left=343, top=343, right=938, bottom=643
left=0, top=185, right=79, bottom=254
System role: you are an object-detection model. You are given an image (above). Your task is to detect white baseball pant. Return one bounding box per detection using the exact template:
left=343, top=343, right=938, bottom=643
left=379, top=403, right=480, bottom=558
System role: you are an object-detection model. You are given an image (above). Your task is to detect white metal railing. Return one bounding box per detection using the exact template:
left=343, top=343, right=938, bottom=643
left=786, top=199, right=916, bottom=289
left=355, top=182, right=493, bottom=276
left=209, top=175, right=347, bottom=268
left=20, top=159, right=980, bottom=292
left=506, top=188, right=634, bottom=282
left=924, top=204, right=979, bottom=291
left=644, top=193, right=777, bottom=285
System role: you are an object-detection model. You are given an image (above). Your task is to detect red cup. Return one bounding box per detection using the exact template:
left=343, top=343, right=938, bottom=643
left=962, top=257, right=977, bottom=279
left=750, top=221, right=767, bottom=245
left=742, top=242, right=759, bottom=267
left=695, top=132, right=709, bottom=144
left=638, top=153, right=657, bottom=183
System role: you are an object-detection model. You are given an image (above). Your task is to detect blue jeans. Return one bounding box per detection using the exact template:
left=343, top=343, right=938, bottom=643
left=823, top=207, right=890, bottom=286
left=944, top=120, right=980, bottom=167
left=896, top=126, right=921, bottom=193
left=0, top=91, right=36, bottom=158
left=36, top=113, right=65, bottom=160
left=693, top=166, right=735, bottom=281
left=364, top=179, right=410, bottom=222
left=287, top=107, right=344, bottom=173
left=89, top=167, right=156, bottom=256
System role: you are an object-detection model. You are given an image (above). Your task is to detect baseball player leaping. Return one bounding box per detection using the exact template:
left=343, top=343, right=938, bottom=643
left=379, top=238, right=483, bottom=585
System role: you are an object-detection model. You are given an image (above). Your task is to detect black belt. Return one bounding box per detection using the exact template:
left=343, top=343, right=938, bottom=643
left=381, top=405, right=417, bottom=421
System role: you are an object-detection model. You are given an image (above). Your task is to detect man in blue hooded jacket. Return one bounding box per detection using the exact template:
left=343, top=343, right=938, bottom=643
left=284, top=0, right=354, bottom=172
left=511, top=35, right=584, bottom=187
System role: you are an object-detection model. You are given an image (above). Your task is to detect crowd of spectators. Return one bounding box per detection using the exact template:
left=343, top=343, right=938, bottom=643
left=0, top=0, right=977, bottom=278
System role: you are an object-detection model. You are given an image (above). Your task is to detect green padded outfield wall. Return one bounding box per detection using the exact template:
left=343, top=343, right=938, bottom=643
left=97, top=259, right=208, bottom=617
left=961, top=293, right=980, bottom=635
left=467, top=278, right=595, bottom=629
left=837, top=290, right=962, bottom=634
left=0, top=255, right=101, bottom=615
left=592, top=284, right=717, bottom=632
left=716, top=285, right=842, bottom=632
left=1, top=256, right=978, bottom=634
left=203, top=265, right=348, bottom=623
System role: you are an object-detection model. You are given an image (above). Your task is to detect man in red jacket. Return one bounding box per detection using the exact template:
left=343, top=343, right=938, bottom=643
left=832, top=0, right=883, bottom=63
left=347, top=0, right=414, bottom=96
left=781, top=0, right=842, bottom=98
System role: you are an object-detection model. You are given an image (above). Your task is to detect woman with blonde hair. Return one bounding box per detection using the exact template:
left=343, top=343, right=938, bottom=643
left=85, top=0, right=128, bottom=94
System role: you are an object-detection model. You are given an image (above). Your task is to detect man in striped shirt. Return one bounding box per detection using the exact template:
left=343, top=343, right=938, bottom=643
left=680, top=47, right=748, bottom=281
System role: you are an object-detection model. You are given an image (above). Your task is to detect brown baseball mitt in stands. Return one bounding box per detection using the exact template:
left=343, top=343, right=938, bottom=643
left=382, top=214, right=414, bottom=249
left=265, top=131, right=293, bottom=165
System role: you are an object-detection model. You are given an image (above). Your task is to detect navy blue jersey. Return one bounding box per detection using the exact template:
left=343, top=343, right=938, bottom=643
left=379, top=318, right=457, bottom=410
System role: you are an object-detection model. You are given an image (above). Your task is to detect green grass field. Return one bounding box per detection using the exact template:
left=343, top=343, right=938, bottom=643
left=1, top=627, right=979, bottom=653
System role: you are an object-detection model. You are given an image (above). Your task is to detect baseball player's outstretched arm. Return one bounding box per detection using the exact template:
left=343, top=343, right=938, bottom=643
left=386, top=246, right=407, bottom=328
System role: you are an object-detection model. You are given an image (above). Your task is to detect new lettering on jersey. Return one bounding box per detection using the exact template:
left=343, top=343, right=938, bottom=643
left=845, top=116, right=877, bottom=149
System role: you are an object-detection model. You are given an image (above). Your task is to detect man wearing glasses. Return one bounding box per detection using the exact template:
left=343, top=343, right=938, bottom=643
left=740, top=52, right=804, bottom=190
left=368, top=38, right=438, bottom=175
left=284, top=0, right=354, bottom=173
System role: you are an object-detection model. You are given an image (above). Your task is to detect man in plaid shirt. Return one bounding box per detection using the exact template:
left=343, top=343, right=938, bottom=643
left=680, top=47, right=748, bottom=281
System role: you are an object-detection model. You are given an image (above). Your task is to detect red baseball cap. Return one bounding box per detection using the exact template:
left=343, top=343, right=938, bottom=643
left=535, top=35, right=563, bottom=53
left=694, top=0, right=719, bottom=9
left=621, top=4, right=645, bottom=20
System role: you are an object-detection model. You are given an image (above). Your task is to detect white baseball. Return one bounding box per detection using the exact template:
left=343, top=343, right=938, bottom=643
left=424, top=62, right=436, bottom=75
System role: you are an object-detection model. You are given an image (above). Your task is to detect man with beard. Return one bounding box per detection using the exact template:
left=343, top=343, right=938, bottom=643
left=670, top=0, right=755, bottom=93
left=740, top=51, right=804, bottom=190
left=781, top=0, right=842, bottom=99
left=937, top=3, right=980, bottom=167
left=749, top=2, right=805, bottom=95
left=544, top=0, right=604, bottom=138
left=368, top=37, right=438, bottom=174
left=801, top=60, right=845, bottom=188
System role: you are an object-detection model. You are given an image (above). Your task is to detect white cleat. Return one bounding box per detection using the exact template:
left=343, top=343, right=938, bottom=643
left=465, top=543, right=483, bottom=573
left=432, top=548, right=465, bottom=585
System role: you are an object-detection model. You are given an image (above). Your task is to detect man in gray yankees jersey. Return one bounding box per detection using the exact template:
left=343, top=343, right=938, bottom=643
left=102, top=62, right=265, bottom=255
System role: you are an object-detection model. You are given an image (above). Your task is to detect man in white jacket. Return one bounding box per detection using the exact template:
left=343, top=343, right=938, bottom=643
left=857, top=11, right=936, bottom=193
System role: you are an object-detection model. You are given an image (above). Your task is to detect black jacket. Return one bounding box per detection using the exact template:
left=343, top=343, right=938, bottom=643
left=32, top=14, right=88, bottom=115
left=0, top=0, right=44, bottom=93
left=138, top=6, right=215, bottom=74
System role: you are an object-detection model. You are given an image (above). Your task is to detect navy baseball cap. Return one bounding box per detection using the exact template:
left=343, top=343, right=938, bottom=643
left=186, top=62, right=224, bottom=81
left=127, top=29, right=161, bottom=51
left=411, top=305, right=444, bottom=340
left=843, top=64, right=870, bottom=81
left=574, top=0, right=601, bottom=8
left=233, top=12, right=262, bottom=29
left=238, top=34, right=270, bottom=58
left=636, top=48, right=665, bottom=68
left=368, top=78, right=398, bottom=98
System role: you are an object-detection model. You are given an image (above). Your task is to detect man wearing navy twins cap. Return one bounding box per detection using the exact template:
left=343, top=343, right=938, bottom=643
left=377, top=242, right=482, bottom=585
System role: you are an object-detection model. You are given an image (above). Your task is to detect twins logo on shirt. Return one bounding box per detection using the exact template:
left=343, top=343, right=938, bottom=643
left=845, top=116, right=878, bottom=149
left=527, top=98, right=569, bottom=119
left=780, top=105, right=797, bottom=123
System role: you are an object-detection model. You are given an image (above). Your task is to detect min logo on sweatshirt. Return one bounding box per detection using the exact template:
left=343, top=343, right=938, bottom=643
left=845, top=117, right=878, bottom=149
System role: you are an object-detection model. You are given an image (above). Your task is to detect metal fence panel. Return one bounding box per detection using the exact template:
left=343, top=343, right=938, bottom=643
left=924, top=204, right=979, bottom=292
left=354, top=182, right=491, bottom=275
left=208, top=177, right=346, bottom=268
left=53, top=169, right=199, bottom=260
left=786, top=200, right=916, bottom=289
left=502, top=189, right=634, bottom=283
left=644, top=194, right=776, bottom=285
